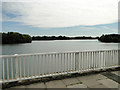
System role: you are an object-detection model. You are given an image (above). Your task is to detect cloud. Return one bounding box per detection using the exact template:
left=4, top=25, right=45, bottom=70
left=2, top=0, right=119, bottom=28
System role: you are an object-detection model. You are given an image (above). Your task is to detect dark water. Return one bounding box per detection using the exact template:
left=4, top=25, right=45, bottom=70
left=1, top=40, right=118, bottom=55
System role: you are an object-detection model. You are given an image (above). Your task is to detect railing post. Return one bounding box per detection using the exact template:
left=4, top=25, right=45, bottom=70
left=75, top=52, right=79, bottom=71
left=118, top=50, right=120, bottom=67
left=15, top=54, right=18, bottom=79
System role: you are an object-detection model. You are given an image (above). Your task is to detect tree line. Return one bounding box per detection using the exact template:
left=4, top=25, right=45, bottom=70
left=1, top=32, right=32, bottom=44
left=32, top=36, right=98, bottom=40
left=1, top=32, right=119, bottom=44
left=98, top=34, right=120, bottom=43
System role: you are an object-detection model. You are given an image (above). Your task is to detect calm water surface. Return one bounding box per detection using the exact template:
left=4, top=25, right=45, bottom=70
left=1, top=40, right=118, bottom=55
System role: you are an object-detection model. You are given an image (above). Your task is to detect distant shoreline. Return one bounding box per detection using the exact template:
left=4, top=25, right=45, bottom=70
left=32, top=36, right=99, bottom=41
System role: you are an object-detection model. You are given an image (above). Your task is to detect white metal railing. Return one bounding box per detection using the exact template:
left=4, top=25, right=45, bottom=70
left=0, top=50, right=119, bottom=83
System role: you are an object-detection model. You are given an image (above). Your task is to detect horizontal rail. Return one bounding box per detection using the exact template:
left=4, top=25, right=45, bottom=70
left=0, top=50, right=119, bottom=83
left=0, top=49, right=119, bottom=58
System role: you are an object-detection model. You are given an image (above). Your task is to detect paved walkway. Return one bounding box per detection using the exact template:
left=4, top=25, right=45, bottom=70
left=5, top=71, right=120, bottom=89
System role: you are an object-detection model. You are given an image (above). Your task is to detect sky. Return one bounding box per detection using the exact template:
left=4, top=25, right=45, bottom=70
left=1, top=0, right=120, bottom=36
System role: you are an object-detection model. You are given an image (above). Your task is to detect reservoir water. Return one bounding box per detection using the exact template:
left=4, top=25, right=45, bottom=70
left=1, top=40, right=118, bottom=55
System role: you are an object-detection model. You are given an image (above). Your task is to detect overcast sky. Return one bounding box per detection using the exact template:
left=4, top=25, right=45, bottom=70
left=1, top=0, right=119, bottom=36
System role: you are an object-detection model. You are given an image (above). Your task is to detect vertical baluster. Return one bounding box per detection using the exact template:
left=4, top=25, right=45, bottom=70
left=111, top=50, right=113, bottom=66
left=108, top=51, right=110, bottom=67
left=108, top=51, right=110, bottom=68
left=100, top=51, right=102, bottom=69
left=75, top=52, right=79, bottom=72
left=11, top=57, right=13, bottom=80
left=19, top=56, right=22, bottom=78
left=15, top=55, right=18, bottom=80
left=104, top=51, right=106, bottom=68
left=27, top=55, right=29, bottom=78
left=70, top=53, right=72, bottom=72
left=116, top=50, right=118, bottom=66
left=104, top=51, right=107, bottom=68
left=99, top=51, right=101, bottom=69
left=83, top=52, right=85, bottom=71
left=86, top=52, right=88, bottom=70
left=90, top=51, right=93, bottom=70
left=43, top=54, right=46, bottom=75
left=56, top=53, right=58, bottom=73
left=49, top=54, right=51, bottom=74
left=80, top=52, right=83, bottom=72
left=96, top=51, right=98, bottom=69
left=82, top=52, right=84, bottom=71
left=87, top=52, right=89, bottom=70
left=2, top=58, right=5, bottom=81
left=67, top=53, right=69, bottom=72
left=50, top=54, right=53, bottom=74
left=111, top=50, right=113, bottom=67
left=64, top=53, right=66, bottom=72
left=78, top=52, right=80, bottom=71
left=53, top=54, right=55, bottom=74
left=91, top=51, right=93, bottom=70
left=40, top=55, right=42, bottom=75
left=38, top=55, right=40, bottom=76
left=54, top=54, right=56, bottom=73
left=112, top=50, right=114, bottom=66
left=115, top=50, right=116, bottom=66
left=103, top=51, right=105, bottom=69
left=35, top=55, right=37, bottom=76
left=114, top=50, right=116, bottom=66
left=66, top=53, right=68, bottom=72
left=109, top=51, right=112, bottom=67
left=7, top=58, right=9, bottom=80
left=47, top=54, right=49, bottom=74
left=116, top=50, right=119, bottom=66
left=89, top=52, right=91, bottom=70
left=93, top=51, right=95, bottom=70
left=112, top=50, right=114, bottom=67
left=23, top=56, right=26, bottom=78
left=41, top=55, right=43, bottom=75
left=58, top=53, right=60, bottom=73
left=88, top=52, right=90, bottom=70
left=86, top=52, right=89, bottom=71
left=71, top=53, right=73, bottom=71
left=94, top=51, right=97, bottom=69
left=61, top=53, right=63, bottom=73
left=84, top=52, right=86, bottom=70
left=99, top=51, right=102, bottom=69
left=85, top=52, right=87, bottom=70
left=81, top=52, right=84, bottom=71
left=107, top=51, right=109, bottom=68
left=33, top=55, right=35, bottom=77
left=59, top=53, right=62, bottom=73
left=45, top=54, right=47, bottom=75
left=31, top=55, right=33, bottom=77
